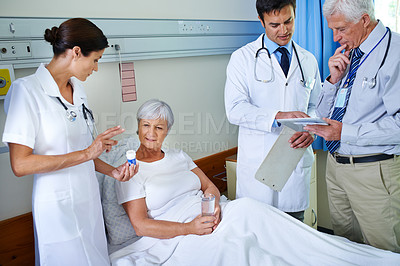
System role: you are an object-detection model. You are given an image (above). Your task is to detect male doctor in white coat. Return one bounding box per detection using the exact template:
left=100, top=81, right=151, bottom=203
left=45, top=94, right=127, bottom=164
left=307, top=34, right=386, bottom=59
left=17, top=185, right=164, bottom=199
left=225, top=0, right=321, bottom=221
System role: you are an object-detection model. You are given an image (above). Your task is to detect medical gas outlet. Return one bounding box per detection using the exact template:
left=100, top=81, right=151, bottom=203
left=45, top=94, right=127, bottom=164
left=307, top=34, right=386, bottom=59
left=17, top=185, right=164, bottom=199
left=0, top=65, right=15, bottom=96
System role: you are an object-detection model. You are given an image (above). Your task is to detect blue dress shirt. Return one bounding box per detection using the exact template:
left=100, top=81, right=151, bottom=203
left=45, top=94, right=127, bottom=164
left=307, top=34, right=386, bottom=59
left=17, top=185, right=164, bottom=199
left=263, top=36, right=294, bottom=127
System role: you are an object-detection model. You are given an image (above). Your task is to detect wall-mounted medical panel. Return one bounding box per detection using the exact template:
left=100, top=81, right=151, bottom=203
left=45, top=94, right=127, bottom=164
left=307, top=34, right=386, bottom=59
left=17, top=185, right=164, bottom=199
left=0, top=17, right=264, bottom=68
left=0, top=64, right=14, bottom=100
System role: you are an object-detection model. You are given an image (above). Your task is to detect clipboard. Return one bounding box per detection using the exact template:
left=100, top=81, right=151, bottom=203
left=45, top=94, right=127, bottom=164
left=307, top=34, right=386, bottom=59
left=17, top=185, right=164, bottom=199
left=255, top=126, right=306, bottom=192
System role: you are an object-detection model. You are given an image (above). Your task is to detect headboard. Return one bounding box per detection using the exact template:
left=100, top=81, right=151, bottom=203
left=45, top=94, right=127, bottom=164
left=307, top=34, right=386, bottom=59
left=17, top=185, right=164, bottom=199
left=194, top=147, right=237, bottom=192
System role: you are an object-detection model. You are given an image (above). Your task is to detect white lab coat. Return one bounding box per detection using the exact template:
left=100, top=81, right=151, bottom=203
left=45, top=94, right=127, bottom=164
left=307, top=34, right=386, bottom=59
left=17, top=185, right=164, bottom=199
left=225, top=34, right=322, bottom=212
left=2, top=64, right=109, bottom=265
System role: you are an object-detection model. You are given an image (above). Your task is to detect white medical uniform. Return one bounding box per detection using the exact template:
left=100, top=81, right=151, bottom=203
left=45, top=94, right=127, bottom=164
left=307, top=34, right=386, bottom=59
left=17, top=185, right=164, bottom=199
left=2, top=64, right=109, bottom=265
left=225, top=34, right=322, bottom=212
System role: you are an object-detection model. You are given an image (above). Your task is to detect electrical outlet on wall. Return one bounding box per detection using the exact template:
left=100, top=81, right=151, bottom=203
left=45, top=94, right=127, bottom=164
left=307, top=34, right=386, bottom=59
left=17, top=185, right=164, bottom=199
left=104, top=39, right=125, bottom=55
left=0, top=42, right=32, bottom=59
left=0, top=65, right=15, bottom=98
left=178, top=21, right=211, bottom=34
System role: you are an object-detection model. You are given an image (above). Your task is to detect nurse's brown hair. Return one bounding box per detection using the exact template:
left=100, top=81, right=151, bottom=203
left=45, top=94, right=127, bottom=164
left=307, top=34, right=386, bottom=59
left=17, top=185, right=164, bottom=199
left=44, top=18, right=108, bottom=57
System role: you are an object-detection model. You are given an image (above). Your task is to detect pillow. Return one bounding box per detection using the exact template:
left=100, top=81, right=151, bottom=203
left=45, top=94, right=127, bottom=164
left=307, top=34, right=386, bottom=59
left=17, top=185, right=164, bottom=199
left=98, top=136, right=140, bottom=246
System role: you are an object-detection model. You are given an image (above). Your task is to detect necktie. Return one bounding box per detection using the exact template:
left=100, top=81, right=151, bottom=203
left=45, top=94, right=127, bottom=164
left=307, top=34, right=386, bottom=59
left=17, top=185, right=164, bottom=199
left=276, top=47, right=289, bottom=77
left=326, top=47, right=364, bottom=154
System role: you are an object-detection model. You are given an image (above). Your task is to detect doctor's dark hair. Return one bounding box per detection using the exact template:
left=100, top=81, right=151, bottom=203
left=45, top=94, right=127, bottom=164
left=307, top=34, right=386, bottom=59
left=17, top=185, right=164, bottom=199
left=44, top=18, right=108, bottom=57
left=136, top=99, right=175, bottom=131
left=256, top=0, right=296, bottom=21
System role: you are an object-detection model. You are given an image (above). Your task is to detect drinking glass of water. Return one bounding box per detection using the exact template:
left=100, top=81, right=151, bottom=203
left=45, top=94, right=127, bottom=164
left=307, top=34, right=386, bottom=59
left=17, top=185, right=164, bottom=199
left=201, top=193, right=215, bottom=216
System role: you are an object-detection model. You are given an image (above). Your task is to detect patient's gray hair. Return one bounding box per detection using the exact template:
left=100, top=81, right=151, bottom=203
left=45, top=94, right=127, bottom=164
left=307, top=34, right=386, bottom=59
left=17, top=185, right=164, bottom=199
left=323, top=0, right=375, bottom=23
left=137, top=99, right=174, bottom=130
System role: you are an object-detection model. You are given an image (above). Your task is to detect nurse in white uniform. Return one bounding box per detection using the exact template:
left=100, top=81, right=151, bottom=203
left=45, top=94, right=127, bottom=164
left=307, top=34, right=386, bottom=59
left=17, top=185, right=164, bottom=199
left=2, top=18, right=137, bottom=265
left=224, top=0, right=322, bottom=220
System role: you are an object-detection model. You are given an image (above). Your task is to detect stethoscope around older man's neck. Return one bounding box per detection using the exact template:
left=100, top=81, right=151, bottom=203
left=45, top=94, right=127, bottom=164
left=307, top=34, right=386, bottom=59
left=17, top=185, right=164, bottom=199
left=360, top=27, right=392, bottom=89
left=254, top=34, right=306, bottom=86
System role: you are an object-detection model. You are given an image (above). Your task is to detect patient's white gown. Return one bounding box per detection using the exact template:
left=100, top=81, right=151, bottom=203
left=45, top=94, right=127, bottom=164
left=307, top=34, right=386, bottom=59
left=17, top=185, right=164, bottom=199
left=112, top=150, right=400, bottom=266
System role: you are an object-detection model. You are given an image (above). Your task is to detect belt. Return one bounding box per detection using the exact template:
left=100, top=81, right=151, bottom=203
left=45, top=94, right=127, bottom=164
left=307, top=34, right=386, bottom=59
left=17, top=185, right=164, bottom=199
left=335, top=153, right=394, bottom=164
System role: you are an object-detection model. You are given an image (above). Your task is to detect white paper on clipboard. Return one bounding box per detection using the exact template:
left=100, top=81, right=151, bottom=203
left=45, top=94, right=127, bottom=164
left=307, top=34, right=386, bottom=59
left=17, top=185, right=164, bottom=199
left=255, top=126, right=306, bottom=192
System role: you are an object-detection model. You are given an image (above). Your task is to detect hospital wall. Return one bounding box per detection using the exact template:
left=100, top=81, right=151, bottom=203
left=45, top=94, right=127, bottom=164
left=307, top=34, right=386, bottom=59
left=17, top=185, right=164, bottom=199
left=0, top=0, right=257, bottom=221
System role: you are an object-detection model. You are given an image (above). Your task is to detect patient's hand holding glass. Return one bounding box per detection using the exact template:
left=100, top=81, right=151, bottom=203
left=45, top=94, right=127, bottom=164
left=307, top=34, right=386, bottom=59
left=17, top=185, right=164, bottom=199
left=201, top=193, right=215, bottom=216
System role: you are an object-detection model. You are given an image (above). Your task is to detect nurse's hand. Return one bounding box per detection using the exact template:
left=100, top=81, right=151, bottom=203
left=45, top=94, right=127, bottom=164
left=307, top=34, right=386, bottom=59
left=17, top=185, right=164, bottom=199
left=111, top=161, right=139, bottom=182
left=289, top=131, right=314, bottom=149
left=275, top=111, right=309, bottom=119
left=328, top=44, right=351, bottom=84
left=86, top=126, right=125, bottom=160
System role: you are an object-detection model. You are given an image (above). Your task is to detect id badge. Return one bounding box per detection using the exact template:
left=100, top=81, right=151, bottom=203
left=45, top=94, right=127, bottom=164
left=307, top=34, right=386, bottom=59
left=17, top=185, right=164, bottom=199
left=335, top=88, right=348, bottom=108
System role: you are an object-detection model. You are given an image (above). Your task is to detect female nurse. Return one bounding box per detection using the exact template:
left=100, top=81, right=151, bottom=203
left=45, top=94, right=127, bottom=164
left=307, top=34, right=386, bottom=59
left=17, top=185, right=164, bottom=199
left=2, top=18, right=138, bottom=265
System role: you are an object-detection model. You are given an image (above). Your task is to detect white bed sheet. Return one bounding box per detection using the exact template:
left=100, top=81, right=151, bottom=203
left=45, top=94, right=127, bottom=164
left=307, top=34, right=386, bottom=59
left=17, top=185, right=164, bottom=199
left=109, top=197, right=400, bottom=266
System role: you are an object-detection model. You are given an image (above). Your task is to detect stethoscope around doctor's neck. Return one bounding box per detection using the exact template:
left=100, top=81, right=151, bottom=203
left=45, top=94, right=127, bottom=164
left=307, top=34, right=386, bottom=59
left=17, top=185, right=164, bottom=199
left=56, top=97, right=99, bottom=140
left=254, top=34, right=306, bottom=86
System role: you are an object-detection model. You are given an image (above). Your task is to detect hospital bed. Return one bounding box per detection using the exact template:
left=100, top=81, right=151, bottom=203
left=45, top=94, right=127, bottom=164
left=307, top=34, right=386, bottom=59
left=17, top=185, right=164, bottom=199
left=96, top=137, right=400, bottom=266
left=1, top=137, right=399, bottom=265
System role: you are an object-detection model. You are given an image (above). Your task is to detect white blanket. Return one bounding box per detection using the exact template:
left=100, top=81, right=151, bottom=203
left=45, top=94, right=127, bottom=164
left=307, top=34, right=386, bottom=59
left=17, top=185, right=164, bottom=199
left=110, top=197, right=400, bottom=265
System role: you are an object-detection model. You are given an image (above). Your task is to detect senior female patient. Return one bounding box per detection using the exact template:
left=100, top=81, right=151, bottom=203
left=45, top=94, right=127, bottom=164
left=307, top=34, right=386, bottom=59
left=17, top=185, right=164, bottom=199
left=118, top=99, right=222, bottom=238
left=113, top=99, right=400, bottom=266
left=2, top=18, right=137, bottom=265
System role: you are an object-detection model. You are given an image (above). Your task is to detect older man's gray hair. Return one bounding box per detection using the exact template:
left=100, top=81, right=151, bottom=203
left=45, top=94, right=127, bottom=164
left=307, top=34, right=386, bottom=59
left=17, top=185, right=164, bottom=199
left=323, top=0, right=376, bottom=22
left=136, top=99, right=174, bottom=130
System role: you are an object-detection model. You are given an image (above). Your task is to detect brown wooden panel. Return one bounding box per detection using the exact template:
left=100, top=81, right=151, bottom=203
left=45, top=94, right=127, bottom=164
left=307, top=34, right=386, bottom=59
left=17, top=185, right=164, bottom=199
left=0, top=213, right=35, bottom=266
left=194, top=147, right=237, bottom=193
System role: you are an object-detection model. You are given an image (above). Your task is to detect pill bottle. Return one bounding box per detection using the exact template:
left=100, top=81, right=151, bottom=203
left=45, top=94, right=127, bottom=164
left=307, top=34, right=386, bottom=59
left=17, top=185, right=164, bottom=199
left=126, top=150, right=136, bottom=166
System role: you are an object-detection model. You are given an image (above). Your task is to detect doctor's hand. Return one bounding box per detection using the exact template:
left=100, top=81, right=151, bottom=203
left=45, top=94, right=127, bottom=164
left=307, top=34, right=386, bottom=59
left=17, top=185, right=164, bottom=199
left=289, top=131, right=314, bottom=149
left=85, top=126, right=125, bottom=160
left=187, top=215, right=216, bottom=235
left=275, top=111, right=310, bottom=120
left=304, top=118, right=342, bottom=141
left=111, top=161, right=139, bottom=182
left=328, top=44, right=351, bottom=84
